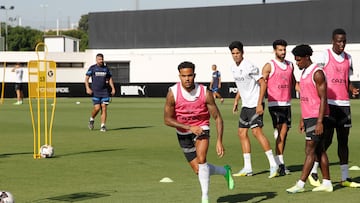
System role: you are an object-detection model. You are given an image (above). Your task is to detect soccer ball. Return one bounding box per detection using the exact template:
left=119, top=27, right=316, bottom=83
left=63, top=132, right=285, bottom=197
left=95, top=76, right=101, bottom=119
left=40, top=145, right=54, bottom=158
left=0, top=191, right=14, bottom=203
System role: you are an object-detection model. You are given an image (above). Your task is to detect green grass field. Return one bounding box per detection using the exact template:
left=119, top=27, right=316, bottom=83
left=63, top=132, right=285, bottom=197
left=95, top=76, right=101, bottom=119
left=1, top=97, right=360, bottom=202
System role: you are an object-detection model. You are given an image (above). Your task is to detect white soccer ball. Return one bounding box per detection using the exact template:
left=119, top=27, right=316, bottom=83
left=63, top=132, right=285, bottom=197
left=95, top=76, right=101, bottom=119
left=0, top=191, right=14, bottom=203
left=40, top=145, right=54, bottom=158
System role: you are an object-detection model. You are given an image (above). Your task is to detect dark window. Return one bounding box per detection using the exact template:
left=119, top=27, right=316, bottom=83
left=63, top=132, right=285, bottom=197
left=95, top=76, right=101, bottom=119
left=56, top=62, right=84, bottom=68
left=106, top=62, right=130, bottom=83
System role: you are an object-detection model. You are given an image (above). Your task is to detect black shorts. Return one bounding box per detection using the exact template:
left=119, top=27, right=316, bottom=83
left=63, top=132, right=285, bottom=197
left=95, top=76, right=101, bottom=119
left=239, top=105, right=264, bottom=129
left=303, top=117, right=330, bottom=142
left=328, top=105, right=351, bottom=128
left=268, top=106, right=291, bottom=128
left=15, top=83, right=23, bottom=91
left=177, top=130, right=210, bottom=162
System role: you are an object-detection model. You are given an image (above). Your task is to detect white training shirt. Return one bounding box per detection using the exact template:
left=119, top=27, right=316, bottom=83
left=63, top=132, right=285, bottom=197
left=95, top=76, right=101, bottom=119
left=15, top=68, right=24, bottom=83
left=231, top=59, right=263, bottom=108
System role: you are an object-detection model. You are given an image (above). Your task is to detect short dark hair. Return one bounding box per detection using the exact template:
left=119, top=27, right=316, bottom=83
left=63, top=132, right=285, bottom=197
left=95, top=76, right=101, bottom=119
left=228, top=41, right=244, bottom=52
left=272, top=39, right=287, bottom=49
left=332, top=28, right=346, bottom=39
left=96, top=53, right=104, bottom=58
left=178, top=61, right=195, bottom=72
left=292, top=44, right=313, bottom=57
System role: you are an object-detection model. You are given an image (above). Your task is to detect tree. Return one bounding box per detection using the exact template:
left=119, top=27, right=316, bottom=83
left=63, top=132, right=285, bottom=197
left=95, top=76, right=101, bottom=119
left=7, top=26, right=43, bottom=51
left=78, top=14, right=89, bottom=33
left=5, top=13, right=89, bottom=51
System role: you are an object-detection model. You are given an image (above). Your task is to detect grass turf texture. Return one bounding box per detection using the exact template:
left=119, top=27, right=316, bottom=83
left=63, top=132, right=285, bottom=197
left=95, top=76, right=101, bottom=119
left=1, top=97, right=360, bottom=202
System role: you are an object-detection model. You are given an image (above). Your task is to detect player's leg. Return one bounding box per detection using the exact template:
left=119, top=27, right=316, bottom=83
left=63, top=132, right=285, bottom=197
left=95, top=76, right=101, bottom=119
left=309, top=118, right=334, bottom=186
left=300, top=140, right=317, bottom=181
left=99, top=97, right=110, bottom=131
left=312, top=136, right=333, bottom=192
left=252, top=127, right=278, bottom=178
left=233, top=127, right=253, bottom=176
left=191, top=134, right=210, bottom=203
left=276, top=123, right=289, bottom=175
left=16, top=89, right=21, bottom=101
left=91, top=104, right=101, bottom=118
left=20, top=84, right=24, bottom=102
left=100, top=103, right=107, bottom=131
left=234, top=108, right=253, bottom=176
left=13, top=84, right=22, bottom=104
left=336, top=127, right=349, bottom=165
left=336, top=126, right=360, bottom=186
left=88, top=97, right=101, bottom=130
left=275, top=106, right=291, bottom=175
left=287, top=139, right=316, bottom=193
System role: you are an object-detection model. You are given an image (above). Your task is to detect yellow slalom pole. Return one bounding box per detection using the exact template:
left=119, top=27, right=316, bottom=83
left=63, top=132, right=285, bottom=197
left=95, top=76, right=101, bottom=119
left=1, top=62, right=6, bottom=104
left=29, top=42, right=56, bottom=159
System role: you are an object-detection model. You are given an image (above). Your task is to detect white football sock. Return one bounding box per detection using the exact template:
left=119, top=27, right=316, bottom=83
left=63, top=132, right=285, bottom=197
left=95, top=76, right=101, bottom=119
left=198, top=163, right=210, bottom=201
left=297, top=180, right=305, bottom=188
left=243, top=153, right=252, bottom=170
left=322, top=179, right=332, bottom=186
left=278, top=155, right=284, bottom=165
left=311, top=161, right=319, bottom=174
left=265, top=150, right=277, bottom=167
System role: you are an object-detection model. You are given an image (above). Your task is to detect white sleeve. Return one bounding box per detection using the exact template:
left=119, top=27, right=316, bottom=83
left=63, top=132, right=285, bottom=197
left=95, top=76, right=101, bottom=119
left=169, top=84, right=177, bottom=101
left=313, top=50, right=327, bottom=68
left=348, top=54, right=353, bottom=76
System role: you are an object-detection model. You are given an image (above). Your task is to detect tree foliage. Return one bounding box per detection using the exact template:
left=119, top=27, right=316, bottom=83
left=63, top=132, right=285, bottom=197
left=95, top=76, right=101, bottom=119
left=7, top=26, right=43, bottom=51
left=4, top=14, right=89, bottom=51
left=78, top=14, right=89, bottom=33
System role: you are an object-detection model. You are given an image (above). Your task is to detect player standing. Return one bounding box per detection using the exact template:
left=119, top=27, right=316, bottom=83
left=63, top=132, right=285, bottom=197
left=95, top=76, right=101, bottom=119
left=262, top=39, right=295, bottom=176
left=309, top=28, right=360, bottom=187
left=286, top=44, right=332, bottom=193
left=228, top=41, right=278, bottom=178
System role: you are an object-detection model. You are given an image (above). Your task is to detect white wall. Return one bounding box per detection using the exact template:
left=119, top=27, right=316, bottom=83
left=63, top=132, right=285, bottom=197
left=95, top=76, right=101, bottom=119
left=45, top=38, right=64, bottom=52
left=1, top=43, right=360, bottom=84
left=90, top=43, right=360, bottom=83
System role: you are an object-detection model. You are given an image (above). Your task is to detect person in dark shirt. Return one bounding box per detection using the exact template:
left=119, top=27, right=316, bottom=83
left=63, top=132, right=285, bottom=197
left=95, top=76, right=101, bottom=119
left=85, top=53, right=115, bottom=132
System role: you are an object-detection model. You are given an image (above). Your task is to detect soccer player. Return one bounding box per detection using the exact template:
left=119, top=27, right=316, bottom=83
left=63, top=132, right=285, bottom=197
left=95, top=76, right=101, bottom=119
left=309, top=28, right=360, bottom=187
left=85, top=53, right=115, bottom=132
left=228, top=41, right=278, bottom=178
left=286, top=44, right=333, bottom=193
left=11, top=63, right=24, bottom=105
left=210, top=64, right=224, bottom=103
left=262, top=39, right=295, bottom=176
left=164, top=61, right=234, bottom=203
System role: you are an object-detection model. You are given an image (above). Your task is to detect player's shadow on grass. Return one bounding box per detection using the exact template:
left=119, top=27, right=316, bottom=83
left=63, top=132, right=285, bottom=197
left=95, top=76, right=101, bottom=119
left=32, top=190, right=118, bottom=203
left=0, top=151, right=33, bottom=158
left=217, top=191, right=276, bottom=203
left=286, top=161, right=339, bottom=173
left=332, top=176, right=360, bottom=191
left=55, top=148, right=125, bottom=158
left=108, top=125, right=153, bottom=131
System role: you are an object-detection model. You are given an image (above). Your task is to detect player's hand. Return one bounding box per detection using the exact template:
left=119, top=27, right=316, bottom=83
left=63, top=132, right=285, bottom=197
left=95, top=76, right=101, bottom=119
left=299, top=119, right=305, bottom=134
left=189, top=126, right=203, bottom=136
left=352, top=88, right=359, bottom=98
left=86, top=88, right=93, bottom=95
left=216, top=141, right=225, bottom=158
left=256, top=105, right=264, bottom=115
left=111, top=88, right=115, bottom=96
left=314, top=122, right=323, bottom=136
left=232, top=103, right=238, bottom=114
